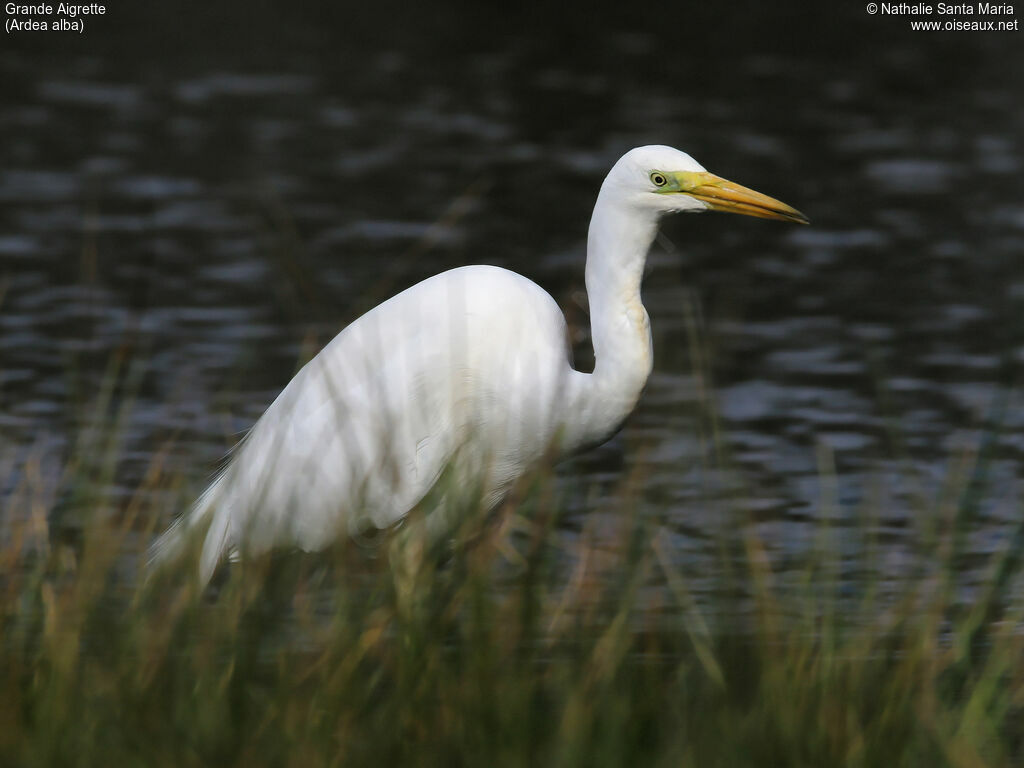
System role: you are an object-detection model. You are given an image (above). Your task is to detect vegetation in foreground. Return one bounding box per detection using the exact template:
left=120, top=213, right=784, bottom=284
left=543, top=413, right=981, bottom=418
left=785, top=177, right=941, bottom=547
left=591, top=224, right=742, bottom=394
left=1, top=412, right=1023, bottom=768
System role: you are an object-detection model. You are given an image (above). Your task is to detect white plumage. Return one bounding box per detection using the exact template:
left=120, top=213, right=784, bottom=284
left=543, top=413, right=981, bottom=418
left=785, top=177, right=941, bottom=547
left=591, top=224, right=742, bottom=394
left=150, top=145, right=806, bottom=584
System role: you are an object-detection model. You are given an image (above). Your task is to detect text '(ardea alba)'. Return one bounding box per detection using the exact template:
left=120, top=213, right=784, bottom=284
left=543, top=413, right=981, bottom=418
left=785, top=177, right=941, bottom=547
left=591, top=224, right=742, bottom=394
left=150, top=145, right=808, bottom=585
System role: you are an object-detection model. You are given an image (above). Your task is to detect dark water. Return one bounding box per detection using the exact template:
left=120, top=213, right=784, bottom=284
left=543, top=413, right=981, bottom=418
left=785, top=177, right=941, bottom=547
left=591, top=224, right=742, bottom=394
left=2, top=3, right=1023, bottom=602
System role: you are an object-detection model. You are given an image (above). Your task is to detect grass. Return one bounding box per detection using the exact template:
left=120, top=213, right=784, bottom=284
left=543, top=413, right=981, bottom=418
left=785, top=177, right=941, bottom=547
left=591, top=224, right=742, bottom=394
left=2, top=376, right=1023, bottom=767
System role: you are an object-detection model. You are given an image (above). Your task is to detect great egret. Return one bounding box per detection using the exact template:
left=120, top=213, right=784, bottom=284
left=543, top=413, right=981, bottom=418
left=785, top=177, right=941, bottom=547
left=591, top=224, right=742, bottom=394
left=151, top=145, right=807, bottom=585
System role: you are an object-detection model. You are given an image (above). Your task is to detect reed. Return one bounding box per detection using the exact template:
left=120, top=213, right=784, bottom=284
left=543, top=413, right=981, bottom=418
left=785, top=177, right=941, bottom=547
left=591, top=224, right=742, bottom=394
left=1, top=399, right=1021, bottom=768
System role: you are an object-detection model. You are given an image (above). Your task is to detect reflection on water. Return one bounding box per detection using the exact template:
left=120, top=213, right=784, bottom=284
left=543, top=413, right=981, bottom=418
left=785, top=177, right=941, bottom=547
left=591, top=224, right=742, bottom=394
left=2, top=3, right=1023, bottom=607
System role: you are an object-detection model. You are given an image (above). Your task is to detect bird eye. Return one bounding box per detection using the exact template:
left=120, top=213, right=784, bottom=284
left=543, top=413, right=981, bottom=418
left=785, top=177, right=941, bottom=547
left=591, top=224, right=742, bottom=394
left=650, top=172, right=667, bottom=187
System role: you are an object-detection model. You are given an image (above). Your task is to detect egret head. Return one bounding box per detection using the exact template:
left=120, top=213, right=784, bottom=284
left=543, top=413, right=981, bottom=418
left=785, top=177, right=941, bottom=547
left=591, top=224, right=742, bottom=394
left=605, top=145, right=808, bottom=224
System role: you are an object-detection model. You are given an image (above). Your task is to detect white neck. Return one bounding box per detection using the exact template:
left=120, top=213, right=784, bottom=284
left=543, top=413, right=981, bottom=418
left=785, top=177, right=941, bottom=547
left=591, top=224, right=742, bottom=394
left=564, top=186, right=659, bottom=451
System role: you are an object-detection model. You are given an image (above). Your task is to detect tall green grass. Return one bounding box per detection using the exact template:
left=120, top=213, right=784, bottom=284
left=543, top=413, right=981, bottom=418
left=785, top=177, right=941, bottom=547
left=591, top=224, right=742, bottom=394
left=2, top=407, right=1022, bottom=767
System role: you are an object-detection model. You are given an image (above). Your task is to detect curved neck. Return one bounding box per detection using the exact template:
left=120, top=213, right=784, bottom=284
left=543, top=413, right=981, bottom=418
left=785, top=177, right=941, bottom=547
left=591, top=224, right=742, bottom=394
left=566, top=188, right=659, bottom=450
